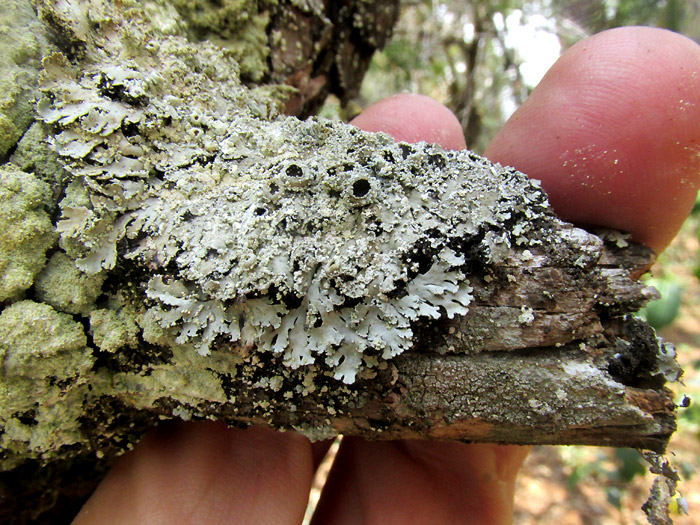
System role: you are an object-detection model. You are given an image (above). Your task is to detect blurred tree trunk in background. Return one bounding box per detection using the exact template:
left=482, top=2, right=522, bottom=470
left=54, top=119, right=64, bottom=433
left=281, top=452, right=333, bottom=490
left=350, top=0, right=700, bottom=152
left=175, top=0, right=401, bottom=118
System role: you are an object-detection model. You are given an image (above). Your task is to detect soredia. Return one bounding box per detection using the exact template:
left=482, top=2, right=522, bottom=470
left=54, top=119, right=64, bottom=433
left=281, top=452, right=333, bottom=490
left=37, top=7, right=551, bottom=383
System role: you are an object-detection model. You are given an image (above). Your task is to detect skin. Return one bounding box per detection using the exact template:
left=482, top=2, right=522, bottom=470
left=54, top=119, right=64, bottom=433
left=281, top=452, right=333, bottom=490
left=74, top=26, right=700, bottom=524
left=485, top=26, right=700, bottom=254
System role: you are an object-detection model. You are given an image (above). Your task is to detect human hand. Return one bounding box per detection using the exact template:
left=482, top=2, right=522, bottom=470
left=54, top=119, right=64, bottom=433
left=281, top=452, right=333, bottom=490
left=74, top=26, right=700, bottom=524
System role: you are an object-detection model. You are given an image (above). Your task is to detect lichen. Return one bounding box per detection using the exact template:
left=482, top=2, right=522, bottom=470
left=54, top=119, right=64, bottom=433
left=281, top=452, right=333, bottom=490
left=0, top=301, right=93, bottom=468
left=168, top=0, right=275, bottom=81
left=33, top=0, right=552, bottom=383
left=9, top=122, right=66, bottom=187
left=90, top=308, right=140, bottom=353
left=655, top=339, right=682, bottom=383
left=109, top=342, right=230, bottom=409
left=34, top=252, right=106, bottom=315
left=518, top=305, right=535, bottom=325
left=0, top=0, right=52, bottom=159
left=0, top=164, right=57, bottom=301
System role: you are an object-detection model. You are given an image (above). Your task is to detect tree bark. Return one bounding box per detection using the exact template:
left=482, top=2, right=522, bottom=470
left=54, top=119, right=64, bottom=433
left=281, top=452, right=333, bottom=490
left=0, top=1, right=680, bottom=523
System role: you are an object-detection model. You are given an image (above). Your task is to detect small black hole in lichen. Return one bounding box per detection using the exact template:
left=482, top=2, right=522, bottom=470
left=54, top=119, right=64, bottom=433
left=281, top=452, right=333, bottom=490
left=340, top=295, right=362, bottom=309
left=399, top=143, right=413, bottom=159
left=383, top=150, right=396, bottom=163
left=122, top=121, right=139, bottom=137
left=254, top=207, right=267, bottom=216
left=14, top=409, right=38, bottom=426
left=269, top=182, right=279, bottom=194
left=428, top=154, right=446, bottom=168
left=366, top=215, right=383, bottom=236
left=97, top=73, right=148, bottom=106
left=281, top=292, right=303, bottom=310
left=343, top=163, right=355, bottom=172
left=467, top=151, right=481, bottom=162
left=150, top=167, right=166, bottom=181
left=352, top=179, right=371, bottom=198
left=286, top=164, right=303, bottom=177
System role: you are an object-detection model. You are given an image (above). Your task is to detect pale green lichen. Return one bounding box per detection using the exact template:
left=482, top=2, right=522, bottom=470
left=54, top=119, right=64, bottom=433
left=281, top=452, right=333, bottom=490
left=138, top=307, right=177, bottom=347
left=0, top=0, right=52, bottom=158
left=89, top=307, right=140, bottom=353
left=168, top=0, right=274, bottom=81
left=0, top=164, right=57, bottom=301
left=9, top=122, right=67, bottom=187
left=654, top=339, right=683, bottom=383
left=34, top=252, right=106, bottom=315
left=33, top=0, right=551, bottom=383
left=0, top=301, right=93, bottom=468
left=110, top=343, right=230, bottom=409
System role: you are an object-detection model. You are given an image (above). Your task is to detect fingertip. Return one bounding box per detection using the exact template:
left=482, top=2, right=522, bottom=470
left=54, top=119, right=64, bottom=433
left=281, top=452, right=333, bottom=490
left=351, top=93, right=467, bottom=150
left=486, top=26, right=700, bottom=253
left=313, top=439, right=529, bottom=524
left=74, top=422, right=313, bottom=524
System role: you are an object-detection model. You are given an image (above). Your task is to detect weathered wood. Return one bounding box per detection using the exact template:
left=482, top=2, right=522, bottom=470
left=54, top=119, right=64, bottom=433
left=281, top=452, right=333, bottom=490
left=43, top=229, right=672, bottom=455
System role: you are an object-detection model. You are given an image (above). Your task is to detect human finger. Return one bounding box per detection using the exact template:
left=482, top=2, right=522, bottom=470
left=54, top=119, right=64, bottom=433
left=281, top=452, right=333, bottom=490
left=313, top=439, right=529, bottom=525
left=485, top=26, right=700, bottom=254
left=349, top=93, right=467, bottom=150
left=74, top=422, right=313, bottom=524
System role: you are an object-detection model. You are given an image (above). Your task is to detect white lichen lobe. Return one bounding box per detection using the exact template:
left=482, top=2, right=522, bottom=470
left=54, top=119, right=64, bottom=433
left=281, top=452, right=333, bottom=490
left=36, top=7, right=552, bottom=383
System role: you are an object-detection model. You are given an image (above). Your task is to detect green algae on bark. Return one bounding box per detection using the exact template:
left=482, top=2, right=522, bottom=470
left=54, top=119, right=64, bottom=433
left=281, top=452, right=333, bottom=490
left=0, top=0, right=52, bottom=159
left=0, top=300, right=93, bottom=469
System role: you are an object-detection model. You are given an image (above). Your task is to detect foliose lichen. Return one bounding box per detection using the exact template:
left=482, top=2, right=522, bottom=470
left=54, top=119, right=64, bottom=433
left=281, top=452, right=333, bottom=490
left=168, top=0, right=276, bottom=81
left=33, top=0, right=552, bottom=383
left=89, top=307, right=140, bottom=353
